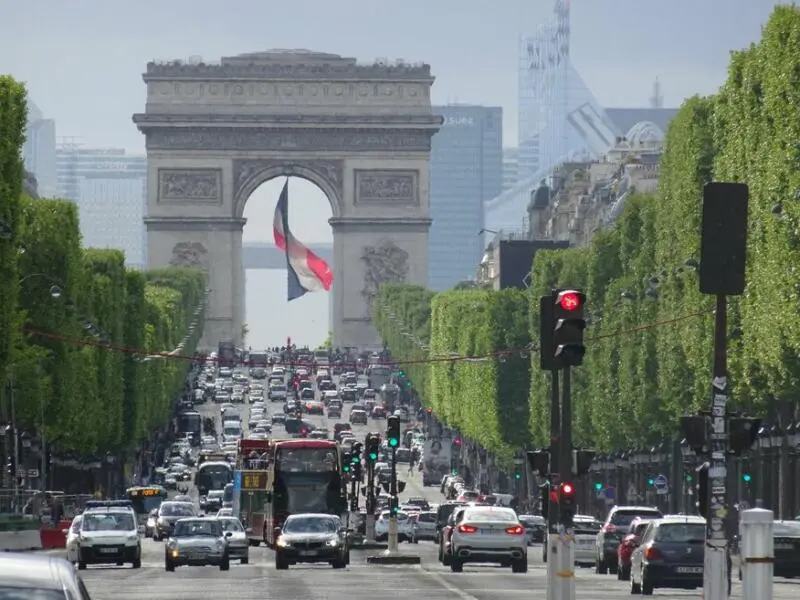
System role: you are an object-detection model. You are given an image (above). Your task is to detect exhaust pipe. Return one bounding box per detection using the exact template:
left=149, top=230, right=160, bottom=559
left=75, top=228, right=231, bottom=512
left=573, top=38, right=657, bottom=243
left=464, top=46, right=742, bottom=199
left=458, top=549, right=471, bottom=558
left=511, top=550, right=523, bottom=559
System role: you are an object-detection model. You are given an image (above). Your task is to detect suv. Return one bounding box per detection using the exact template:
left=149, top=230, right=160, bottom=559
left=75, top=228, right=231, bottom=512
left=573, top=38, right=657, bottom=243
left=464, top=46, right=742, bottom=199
left=435, top=502, right=466, bottom=544
left=76, top=508, right=142, bottom=570
left=595, top=505, right=663, bottom=574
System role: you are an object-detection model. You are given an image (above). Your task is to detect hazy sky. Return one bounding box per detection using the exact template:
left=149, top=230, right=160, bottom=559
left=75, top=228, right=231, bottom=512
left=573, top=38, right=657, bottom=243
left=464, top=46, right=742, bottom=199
left=1, top=0, right=782, bottom=245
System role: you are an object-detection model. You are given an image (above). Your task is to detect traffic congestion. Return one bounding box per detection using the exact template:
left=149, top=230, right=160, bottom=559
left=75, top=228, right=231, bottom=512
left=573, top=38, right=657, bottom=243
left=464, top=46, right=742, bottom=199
left=4, top=344, right=800, bottom=600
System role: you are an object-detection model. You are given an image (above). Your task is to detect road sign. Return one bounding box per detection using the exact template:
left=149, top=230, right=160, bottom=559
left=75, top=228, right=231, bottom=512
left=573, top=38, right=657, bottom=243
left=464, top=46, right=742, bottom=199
left=627, top=483, right=639, bottom=501
left=653, top=474, right=668, bottom=490
left=27, top=469, right=39, bottom=478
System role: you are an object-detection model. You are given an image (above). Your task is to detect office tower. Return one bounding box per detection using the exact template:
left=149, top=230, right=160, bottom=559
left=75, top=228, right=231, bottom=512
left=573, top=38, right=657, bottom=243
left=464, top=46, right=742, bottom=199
left=22, top=101, right=57, bottom=198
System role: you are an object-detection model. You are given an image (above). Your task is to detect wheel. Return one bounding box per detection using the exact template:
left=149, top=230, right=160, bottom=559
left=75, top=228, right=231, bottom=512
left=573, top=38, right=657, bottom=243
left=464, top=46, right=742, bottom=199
left=437, top=545, right=443, bottom=562
left=641, top=570, right=653, bottom=595
left=618, top=564, right=630, bottom=581
left=450, top=558, right=463, bottom=572
left=442, top=551, right=452, bottom=566
left=132, top=556, right=142, bottom=569
left=165, top=559, right=175, bottom=572
left=543, top=547, right=548, bottom=563
left=630, top=571, right=641, bottom=594
left=275, top=554, right=289, bottom=570
left=608, top=561, right=618, bottom=574
left=596, top=557, right=608, bottom=574
left=331, top=558, right=346, bottom=569
left=344, top=551, right=350, bottom=565
left=77, top=562, right=87, bottom=571
left=511, top=558, right=528, bottom=573
left=241, top=557, right=249, bottom=565
left=219, top=556, right=230, bottom=571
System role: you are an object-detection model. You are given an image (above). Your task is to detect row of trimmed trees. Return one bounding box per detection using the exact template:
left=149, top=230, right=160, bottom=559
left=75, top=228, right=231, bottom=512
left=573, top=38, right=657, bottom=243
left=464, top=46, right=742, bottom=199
left=374, top=6, right=800, bottom=463
left=0, top=76, right=205, bottom=457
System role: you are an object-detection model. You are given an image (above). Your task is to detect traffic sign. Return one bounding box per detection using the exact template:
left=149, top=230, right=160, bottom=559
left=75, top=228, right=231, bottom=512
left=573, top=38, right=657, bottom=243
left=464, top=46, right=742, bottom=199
left=653, top=474, right=668, bottom=489
left=27, top=469, right=39, bottom=478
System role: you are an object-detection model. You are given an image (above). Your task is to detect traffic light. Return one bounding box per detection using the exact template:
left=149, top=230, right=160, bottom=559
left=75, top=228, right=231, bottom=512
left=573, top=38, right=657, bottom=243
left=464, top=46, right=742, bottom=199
left=558, top=481, right=577, bottom=525
left=572, top=449, right=595, bottom=477
left=647, top=477, right=655, bottom=486
left=552, top=289, right=587, bottom=367
left=389, top=496, right=399, bottom=515
left=352, top=460, right=362, bottom=480
left=366, top=434, right=379, bottom=462
left=539, top=484, right=550, bottom=519
left=452, top=437, right=462, bottom=448
left=593, top=481, right=603, bottom=492
left=5, top=455, right=13, bottom=475
left=342, top=451, right=352, bottom=474
left=742, top=473, right=752, bottom=483
left=514, top=471, right=522, bottom=480
left=696, top=462, right=709, bottom=519
left=730, top=417, right=761, bottom=455
left=351, top=442, right=363, bottom=464
left=386, top=415, right=400, bottom=448
left=526, top=450, right=550, bottom=477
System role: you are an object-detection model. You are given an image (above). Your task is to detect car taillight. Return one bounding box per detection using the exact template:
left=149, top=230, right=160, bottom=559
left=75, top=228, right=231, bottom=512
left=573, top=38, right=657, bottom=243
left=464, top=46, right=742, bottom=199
left=505, top=525, right=525, bottom=535
left=644, top=546, right=662, bottom=560
left=458, top=524, right=478, bottom=534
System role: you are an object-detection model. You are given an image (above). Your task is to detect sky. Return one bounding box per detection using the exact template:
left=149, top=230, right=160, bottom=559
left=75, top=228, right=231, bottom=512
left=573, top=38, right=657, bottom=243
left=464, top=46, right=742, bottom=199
left=1, top=0, right=782, bottom=244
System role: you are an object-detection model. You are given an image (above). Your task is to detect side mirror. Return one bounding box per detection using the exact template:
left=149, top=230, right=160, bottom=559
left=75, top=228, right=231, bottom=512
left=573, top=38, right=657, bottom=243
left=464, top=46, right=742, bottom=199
left=274, top=526, right=282, bottom=537
left=225, top=531, right=233, bottom=538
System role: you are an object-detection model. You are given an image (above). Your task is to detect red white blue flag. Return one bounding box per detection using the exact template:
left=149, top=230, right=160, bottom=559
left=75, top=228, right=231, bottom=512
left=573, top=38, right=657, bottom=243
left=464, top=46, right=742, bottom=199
left=272, top=180, right=333, bottom=301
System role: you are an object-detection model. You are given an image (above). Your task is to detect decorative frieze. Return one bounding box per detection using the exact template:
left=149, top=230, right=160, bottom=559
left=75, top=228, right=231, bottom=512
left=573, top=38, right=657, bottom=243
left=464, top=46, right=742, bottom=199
left=355, top=170, right=418, bottom=205
left=158, top=169, right=221, bottom=204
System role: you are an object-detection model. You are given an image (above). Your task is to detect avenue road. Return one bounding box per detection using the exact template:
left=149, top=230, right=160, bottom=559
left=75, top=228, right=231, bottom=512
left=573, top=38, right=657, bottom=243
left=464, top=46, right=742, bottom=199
left=62, top=374, right=799, bottom=600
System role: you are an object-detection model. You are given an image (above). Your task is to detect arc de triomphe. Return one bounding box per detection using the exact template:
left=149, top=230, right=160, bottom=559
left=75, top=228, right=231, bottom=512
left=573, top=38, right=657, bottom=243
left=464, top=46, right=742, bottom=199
left=133, top=50, right=441, bottom=349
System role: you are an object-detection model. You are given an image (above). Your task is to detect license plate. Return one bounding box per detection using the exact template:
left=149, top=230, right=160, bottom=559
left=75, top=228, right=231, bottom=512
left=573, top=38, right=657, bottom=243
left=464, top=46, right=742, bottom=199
left=99, top=548, right=118, bottom=554
left=298, top=550, right=316, bottom=556
left=775, top=543, right=793, bottom=550
left=676, top=567, right=702, bottom=574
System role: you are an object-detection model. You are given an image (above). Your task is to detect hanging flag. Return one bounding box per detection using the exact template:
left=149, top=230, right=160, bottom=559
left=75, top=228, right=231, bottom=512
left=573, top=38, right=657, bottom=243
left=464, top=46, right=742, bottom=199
left=272, top=180, right=333, bottom=301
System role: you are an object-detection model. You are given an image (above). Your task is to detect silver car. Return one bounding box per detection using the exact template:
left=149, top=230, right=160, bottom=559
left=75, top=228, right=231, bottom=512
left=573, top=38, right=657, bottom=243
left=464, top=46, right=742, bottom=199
left=411, top=511, right=437, bottom=542
left=165, top=517, right=232, bottom=571
left=218, top=517, right=249, bottom=564
left=0, top=553, right=91, bottom=598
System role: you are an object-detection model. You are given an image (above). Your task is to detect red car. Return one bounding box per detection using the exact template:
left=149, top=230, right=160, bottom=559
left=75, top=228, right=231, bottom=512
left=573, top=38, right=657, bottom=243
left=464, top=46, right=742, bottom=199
left=617, top=518, right=653, bottom=580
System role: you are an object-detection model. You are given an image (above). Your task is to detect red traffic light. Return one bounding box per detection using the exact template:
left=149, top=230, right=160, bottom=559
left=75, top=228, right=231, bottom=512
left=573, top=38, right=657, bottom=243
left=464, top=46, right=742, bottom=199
left=549, top=489, right=559, bottom=504
left=453, top=437, right=462, bottom=446
left=557, top=291, right=583, bottom=312
left=426, top=408, right=432, bottom=415
left=560, top=482, right=575, bottom=496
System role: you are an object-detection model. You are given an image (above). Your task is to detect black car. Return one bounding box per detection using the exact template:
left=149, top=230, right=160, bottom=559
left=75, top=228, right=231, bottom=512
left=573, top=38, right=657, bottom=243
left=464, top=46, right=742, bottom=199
left=435, top=502, right=466, bottom=543
left=274, top=514, right=350, bottom=570
left=154, top=502, right=196, bottom=541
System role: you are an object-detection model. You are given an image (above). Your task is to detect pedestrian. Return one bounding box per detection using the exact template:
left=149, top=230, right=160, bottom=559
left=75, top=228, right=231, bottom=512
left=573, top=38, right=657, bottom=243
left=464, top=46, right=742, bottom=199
left=407, top=460, right=414, bottom=474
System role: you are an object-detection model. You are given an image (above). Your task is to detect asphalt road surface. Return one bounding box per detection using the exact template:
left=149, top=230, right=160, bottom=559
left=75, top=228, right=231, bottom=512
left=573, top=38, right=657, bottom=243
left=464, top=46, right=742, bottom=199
left=71, top=368, right=800, bottom=599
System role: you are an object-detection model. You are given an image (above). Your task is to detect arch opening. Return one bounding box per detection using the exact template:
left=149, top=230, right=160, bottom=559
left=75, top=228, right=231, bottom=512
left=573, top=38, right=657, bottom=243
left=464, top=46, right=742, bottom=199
left=242, top=176, right=333, bottom=350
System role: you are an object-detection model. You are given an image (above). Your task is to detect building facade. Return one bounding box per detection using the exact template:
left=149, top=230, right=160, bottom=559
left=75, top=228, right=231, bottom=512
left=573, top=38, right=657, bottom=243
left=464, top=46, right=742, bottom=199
left=428, top=104, right=503, bottom=290
left=56, top=145, right=147, bottom=269
left=22, top=101, right=57, bottom=198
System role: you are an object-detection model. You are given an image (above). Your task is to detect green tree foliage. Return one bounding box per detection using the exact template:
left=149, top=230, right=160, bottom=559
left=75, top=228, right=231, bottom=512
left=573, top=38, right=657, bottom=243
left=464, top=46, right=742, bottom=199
left=373, top=283, right=434, bottom=398
left=428, top=289, right=530, bottom=462
left=0, top=77, right=27, bottom=394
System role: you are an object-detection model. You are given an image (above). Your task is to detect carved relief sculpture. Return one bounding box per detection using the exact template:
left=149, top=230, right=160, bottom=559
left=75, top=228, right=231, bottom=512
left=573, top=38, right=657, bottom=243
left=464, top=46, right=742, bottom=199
left=361, top=241, right=409, bottom=316
left=355, top=170, right=417, bottom=205
left=158, top=169, right=221, bottom=202
left=169, top=242, right=208, bottom=268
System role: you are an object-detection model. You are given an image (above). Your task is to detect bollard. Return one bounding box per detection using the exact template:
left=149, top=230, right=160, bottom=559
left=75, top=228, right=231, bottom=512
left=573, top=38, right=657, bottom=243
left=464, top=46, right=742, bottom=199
left=546, top=533, right=560, bottom=600
left=740, top=508, right=773, bottom=600
left=365, top=513, right=376, bottom=543
left=387, top=515, right=398, bottom=553
left=555, top=529, right=575, bottom=600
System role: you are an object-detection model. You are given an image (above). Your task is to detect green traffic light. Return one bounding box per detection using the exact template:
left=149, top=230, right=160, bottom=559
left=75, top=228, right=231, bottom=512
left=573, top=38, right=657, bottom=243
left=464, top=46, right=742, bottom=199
left=352, top=457, right=360, bottom=464
left=514, top=473, right=522, bottom=480
left=368, top=452, right=378, bottom=461
left=594, top=482, right=602, bottom=491
left=686, top=474, right=694, bottom=483
left=743, top=473, right=752, bottom=483
left=388, top=438, right=399, bottom=448
left=343, top=465, right=350, bottom=472
left=647, top=478, right=655, bottom=486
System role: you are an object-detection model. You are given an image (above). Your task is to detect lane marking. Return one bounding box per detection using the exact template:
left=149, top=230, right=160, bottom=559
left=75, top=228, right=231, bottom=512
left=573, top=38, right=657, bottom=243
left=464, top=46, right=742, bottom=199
left=420, top=568, right=483, bottom=600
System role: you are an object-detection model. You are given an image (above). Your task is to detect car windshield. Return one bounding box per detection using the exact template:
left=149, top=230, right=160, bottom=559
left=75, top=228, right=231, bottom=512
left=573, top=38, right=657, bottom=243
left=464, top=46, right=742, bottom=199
left=283, top=516, right=339, bottom=534
left=610, top=510, right=662, bottom=528
left=465, top=509, right=517, bottom=522
left=82, top=513, right=135, bottom=531
left=160, top=504, right=195, bottom=517
left=174, top=520, right=220, bottom=537
left=0, top=587, right=66, bottom=600
left=416, top=512, right=436, bottom=523
left=655, top=523, right=706, bottom=543
left=219, top=519, right=244, bottom=532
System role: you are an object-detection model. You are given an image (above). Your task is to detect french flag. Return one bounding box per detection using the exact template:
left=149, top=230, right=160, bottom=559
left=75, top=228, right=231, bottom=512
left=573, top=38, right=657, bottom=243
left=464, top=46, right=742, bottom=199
left=273, top=180, right=333, bottom=301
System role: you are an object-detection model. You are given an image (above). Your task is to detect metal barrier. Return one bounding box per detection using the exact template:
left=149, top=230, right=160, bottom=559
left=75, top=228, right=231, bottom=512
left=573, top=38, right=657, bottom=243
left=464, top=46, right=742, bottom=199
left=0, top=488, right=40, bottom=515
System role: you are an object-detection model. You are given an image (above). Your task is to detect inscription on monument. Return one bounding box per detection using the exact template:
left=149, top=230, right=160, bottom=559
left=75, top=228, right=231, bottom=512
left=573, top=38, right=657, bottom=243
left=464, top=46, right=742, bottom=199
left=158, top=169, right=221, bottom=203
left=146, top=129, right=433, bottom=153
left=169, top=242, right=208, bottom=268
left=361, top=241, right=409, bottom=317
left=355, top=170, right=418, bottom=205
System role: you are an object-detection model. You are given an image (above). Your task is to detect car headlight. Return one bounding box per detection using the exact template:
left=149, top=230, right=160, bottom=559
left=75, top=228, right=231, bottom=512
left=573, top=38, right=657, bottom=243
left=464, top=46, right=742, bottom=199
left=170, top=548, right=180, bottom=558
left=79, top=535, right=92, bottom=544
left=127, top=534, right=139, bottom=542
left=276, top=537, right=290, bottom=548
left=326, top=538, right=339, bottom=547
left=215, top=541, right=225, bottom=551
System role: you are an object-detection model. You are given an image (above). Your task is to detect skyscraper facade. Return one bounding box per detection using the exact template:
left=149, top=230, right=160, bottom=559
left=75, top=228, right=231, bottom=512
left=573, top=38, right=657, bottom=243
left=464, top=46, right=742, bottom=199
left=22, top=101, right=57, bottom=198
left=428, top=105, right=503, bottom=290
left=56, top=145, right=147, bottom=269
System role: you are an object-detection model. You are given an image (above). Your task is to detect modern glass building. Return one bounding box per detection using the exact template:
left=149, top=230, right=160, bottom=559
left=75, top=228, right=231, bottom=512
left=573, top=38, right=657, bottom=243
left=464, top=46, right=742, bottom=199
left=429, top=105, right=503, bottom=290
left=56, top=145, right=147, bottom=269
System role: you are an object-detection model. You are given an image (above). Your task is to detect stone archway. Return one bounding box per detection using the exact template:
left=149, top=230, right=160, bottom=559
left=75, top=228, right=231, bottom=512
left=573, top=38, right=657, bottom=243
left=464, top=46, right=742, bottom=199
left=134, top=50, right=441, bottom=348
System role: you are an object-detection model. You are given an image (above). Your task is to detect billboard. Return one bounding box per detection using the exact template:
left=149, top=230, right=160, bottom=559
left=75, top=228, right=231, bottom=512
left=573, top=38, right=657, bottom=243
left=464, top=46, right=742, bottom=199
left=422, top=437, right=453, bottom=486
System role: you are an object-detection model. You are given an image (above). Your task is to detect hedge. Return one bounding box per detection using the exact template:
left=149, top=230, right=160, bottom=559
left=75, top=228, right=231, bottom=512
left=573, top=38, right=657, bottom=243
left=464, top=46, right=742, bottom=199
left=376, top=6, right=800, bottom=454
left=0, top=77, right=206, bottom=456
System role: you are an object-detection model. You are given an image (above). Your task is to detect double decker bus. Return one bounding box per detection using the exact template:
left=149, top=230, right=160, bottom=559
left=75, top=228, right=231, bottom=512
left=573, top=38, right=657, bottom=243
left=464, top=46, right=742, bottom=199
left=234, top=439, right=272, bottom=546
left=125, top=486, right=168, bottom=525
left=263, top=439, right=347, bottom=547
left=195, top=460, right=234, bottom=497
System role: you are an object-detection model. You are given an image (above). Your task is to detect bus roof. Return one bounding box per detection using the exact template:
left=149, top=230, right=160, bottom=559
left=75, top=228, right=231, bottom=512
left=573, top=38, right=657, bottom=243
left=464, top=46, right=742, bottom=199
left=198, top=461, right=232, bottom=469
left=274, top=439, right=338, bottom=450
left=126, top=485, right=166, bottom=492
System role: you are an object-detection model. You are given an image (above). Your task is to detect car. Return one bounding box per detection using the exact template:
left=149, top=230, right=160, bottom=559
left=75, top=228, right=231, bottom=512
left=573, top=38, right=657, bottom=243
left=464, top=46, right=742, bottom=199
left=375, top=510, right=414, bottom=543
left=165, top=517, right=232, bottom=571
left=274, top=513, right=350, bottom=569
left=518, top=514, right=545, bottom=546
left=154, top=501, right=197, bottom=541
left=75, top=508, right=142, bottom=570
left=616, top=517, right=653, bottom=580
left=410, top=511, right=437, bottom=542
left=447, top=506, right=527, bottom=573
left=65, top=514, right=83, bottom=563
left=0, top=553, right=92, bottom=599
left=595, top=505, right=663, bottom=574
left=217, top=516, right=249, bottom=564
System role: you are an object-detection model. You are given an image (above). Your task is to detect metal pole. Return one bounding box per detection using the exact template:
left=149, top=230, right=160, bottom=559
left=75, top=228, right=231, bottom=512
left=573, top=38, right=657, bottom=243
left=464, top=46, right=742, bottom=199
left=546, top=369, right=560, bottom=600
left=41, top=397, right=46, bottom=493
left=558, top=366, right=575, bottom=600
left=365, top=459, right=376, bottom=543
left=388, top=446, right=398, bottom=553
left=10, top=381, right=18, bottom=512
left=704, top=294, right=730, bottom=600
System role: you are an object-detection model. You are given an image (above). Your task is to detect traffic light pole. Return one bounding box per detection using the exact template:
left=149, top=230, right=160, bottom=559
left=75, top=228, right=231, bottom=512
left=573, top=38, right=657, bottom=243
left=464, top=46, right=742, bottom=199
left=556, top=366, right=576, bottom=600
left=365, top=458, right=376, bottom=543
left=388, top=446, right=399, bottom=553
left=705, top=294, right=730, bottom=600
left=546, top=368, right=560, bottom=600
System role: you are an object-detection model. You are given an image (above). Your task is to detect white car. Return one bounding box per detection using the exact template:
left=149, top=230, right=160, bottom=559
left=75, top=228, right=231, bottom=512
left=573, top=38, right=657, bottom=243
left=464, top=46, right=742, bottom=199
left=65, top=514, right=83, bottom=563
left=374, top=511, right=414, bottom=543
left=217, top=516, right=249, bottom=564
left=448, top=506, right=527, bottom=573
left=76, top=508, right=142, bottom=570
left=571, top=515, right=602, bottom=565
